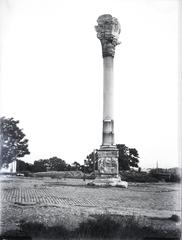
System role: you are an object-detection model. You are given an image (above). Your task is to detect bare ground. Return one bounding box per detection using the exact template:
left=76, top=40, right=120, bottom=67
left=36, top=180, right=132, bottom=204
left=0, top=176, right=181, bottom=238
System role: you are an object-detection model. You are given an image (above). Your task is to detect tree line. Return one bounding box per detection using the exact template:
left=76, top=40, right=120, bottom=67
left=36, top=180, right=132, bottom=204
left=16, top=157, right=82, bottom=173
left=0, top=117, right=140, bottom=173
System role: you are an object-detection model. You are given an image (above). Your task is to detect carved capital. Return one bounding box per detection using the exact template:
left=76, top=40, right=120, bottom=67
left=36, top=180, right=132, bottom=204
left=95, top=14, right=121, bottom=57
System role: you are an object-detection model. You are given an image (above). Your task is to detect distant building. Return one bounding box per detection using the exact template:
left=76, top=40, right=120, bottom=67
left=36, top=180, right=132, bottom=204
left=0, top=161, right=17, bottom=173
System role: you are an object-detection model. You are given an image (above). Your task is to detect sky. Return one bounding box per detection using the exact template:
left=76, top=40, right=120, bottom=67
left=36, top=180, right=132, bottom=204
left=0, top=0, right=179, bottom=169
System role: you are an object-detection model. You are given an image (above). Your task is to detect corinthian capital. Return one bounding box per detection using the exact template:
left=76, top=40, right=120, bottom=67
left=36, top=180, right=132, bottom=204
left=95, top=14, right=121, bottom=58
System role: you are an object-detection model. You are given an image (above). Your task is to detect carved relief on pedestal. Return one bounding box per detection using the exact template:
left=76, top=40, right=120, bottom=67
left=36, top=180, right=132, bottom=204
left=95, top=14, right=121, bottom=57
left=98, top=157, right=118, bottom=175
left=97, top=149, right=119, bottom=175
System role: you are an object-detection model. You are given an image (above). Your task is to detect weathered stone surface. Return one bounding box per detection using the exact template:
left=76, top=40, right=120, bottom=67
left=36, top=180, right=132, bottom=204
left=95, top=14, right=121, bottom=57
left=98, top=158, right=118, bottom=175
left=97, top=149, right=118, bottom=158
left=88, top=176, right=128, bottom=188
left=102, top=119, right=114, bottom=145
left=93, top=14, right=127, bottom=188
left=97, top=149, right=118, bottom=176
left=90, top=148, right=128, bottom=188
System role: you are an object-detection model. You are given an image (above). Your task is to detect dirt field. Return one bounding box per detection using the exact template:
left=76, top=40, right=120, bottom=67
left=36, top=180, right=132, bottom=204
left=0, top=176, right=181, bottom=237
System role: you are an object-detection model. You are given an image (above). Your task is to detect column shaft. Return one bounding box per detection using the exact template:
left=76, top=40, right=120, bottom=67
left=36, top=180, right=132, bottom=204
left=103, top=57, right=114, bottom=120
left=102, top=56, right=115, bottom=146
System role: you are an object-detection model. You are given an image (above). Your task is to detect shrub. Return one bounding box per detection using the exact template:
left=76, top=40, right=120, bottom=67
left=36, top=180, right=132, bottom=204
left=149, top=168, right=181, bottom=183
left=169, top=214, right=181, bottom=222
left=77, top=215, right=121, bottom=238
left=2, top=215, right=181, bottom=239
left=32, top=171, right=84, bottom=179
left=119, top=170, right=158, bottom=182
left=19, top=220, right=69, bottom=239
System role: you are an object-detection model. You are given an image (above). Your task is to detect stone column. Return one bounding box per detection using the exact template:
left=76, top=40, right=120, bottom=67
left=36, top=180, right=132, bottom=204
left=89, top=14, right=127, bottom=187
left=95, top=14, right=120, bottom=147
left=102, top=57, right=114, bottom=146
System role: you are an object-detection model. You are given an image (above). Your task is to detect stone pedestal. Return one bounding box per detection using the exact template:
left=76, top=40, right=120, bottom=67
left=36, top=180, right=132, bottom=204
left=89, top=147, right=127, bottom=187
left=89, top=14, right=127, bottom=188
left=97, top=148, right=119, bottom=177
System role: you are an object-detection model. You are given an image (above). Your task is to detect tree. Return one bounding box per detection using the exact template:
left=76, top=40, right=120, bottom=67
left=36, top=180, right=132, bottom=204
left=116, top=144, right=139, bottom=170
left=71, top=161, right=81, bottom=171
left=16, top=160, right=34, bottom=172
left=33, top=157, right=67, bottom=172
left=33, top=159, right=48, bottom=172
left=129, top=148, right=139, bottom=168
left=48, top=157, right=67, bottom=171
left=65, top=163, right=72, bottom=171
left=0, top=117, right=30, bottom=168
left=85, top=151, right=98, bottom=173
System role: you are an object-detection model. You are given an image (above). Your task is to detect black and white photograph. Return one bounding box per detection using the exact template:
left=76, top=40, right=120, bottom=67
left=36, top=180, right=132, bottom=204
left=0, top=0, right=181, bottom=239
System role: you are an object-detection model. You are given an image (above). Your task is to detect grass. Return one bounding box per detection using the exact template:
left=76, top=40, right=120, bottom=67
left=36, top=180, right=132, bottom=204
left=1, top=214, right=181, bottom=240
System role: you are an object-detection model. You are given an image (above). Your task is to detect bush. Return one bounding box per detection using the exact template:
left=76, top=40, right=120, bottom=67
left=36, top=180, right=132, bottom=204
left=85, top=172, right=96, bottom=179
left=76, top=214, right=181, bottom=239
left=77, top=215, right=121, bottom=238
left=169, top=214, right=181, bottom=222
left=149, top=168, right=181, bottom=183
left=2, top=215, right=181, bottom=239
left=32, top=171, right=84, bottom=179
left=19, top=220, right=69, bottom=239
left=119, top=170, right=158, bottom=182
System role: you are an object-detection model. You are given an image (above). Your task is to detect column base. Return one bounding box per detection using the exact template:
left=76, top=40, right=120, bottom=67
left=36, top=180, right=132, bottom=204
left=88, top=175, right=128, bottom=188
left=87, top=145, right=128, bottom=188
